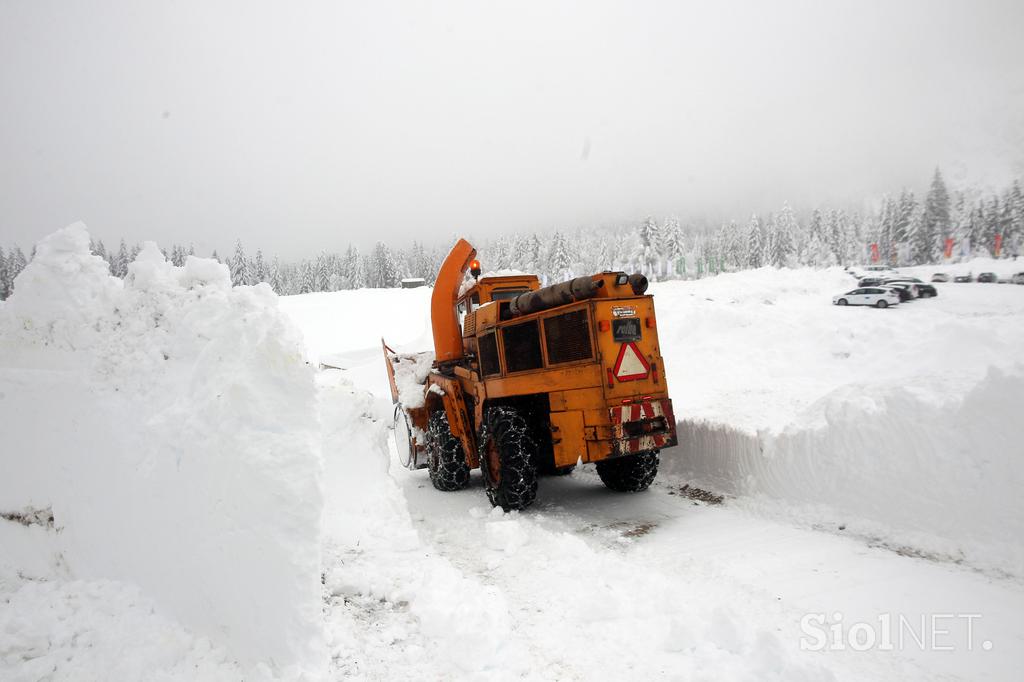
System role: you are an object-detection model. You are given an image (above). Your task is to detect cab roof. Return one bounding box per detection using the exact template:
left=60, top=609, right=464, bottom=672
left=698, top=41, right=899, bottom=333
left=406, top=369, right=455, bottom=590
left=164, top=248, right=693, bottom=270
left=459, top=274, right=541, bottom=305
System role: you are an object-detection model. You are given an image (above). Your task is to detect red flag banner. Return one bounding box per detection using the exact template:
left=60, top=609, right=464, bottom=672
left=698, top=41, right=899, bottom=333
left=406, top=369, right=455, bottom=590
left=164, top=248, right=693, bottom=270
left=870, top=243, right=879, bottom=263
left=944, top=238, right=954, bottom=259
left=994, top=234, right=1003, bottom=258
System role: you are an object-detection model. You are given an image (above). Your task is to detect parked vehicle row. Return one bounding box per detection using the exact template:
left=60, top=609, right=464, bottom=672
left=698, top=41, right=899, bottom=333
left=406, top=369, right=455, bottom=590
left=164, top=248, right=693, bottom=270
left=933, top=271, right=1024, bottom=284
left=839, top=265, right=1024, bottom=309
left=835, top=274, right=939, bottom=309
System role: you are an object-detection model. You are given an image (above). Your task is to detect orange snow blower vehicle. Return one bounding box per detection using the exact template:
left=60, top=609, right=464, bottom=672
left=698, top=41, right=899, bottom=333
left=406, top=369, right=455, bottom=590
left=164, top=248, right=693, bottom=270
left=383, top=238, right=677, bottom=510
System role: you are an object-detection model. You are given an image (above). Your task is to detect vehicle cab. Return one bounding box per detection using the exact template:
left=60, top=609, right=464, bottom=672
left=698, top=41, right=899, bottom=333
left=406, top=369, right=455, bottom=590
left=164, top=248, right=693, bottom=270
left=457, top=274, right=541, bottom=330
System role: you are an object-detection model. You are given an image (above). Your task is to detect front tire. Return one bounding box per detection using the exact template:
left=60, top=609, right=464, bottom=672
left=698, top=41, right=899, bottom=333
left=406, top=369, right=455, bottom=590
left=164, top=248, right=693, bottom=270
left=478, top=406, right=539, bottom=511
left=837, top=298, right=848, bottom=306
left=426, top=409, right=470, bottom=491
left=596, top=451, right=659, bottom=492
left=875, top=299, right=888, bottom=308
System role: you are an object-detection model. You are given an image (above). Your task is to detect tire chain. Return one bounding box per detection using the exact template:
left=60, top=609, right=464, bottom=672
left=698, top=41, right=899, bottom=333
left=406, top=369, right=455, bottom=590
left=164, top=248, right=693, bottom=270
left=426, top=409, right=470, bottom=491
left=478, top=406, right=539, bottom=511
left=596, top=451, right=660, bottom=492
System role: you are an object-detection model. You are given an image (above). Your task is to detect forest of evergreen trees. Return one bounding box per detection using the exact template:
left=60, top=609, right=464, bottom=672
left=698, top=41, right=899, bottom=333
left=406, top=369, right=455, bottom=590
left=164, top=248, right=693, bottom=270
left=1, top=169, right=1022, bottom=301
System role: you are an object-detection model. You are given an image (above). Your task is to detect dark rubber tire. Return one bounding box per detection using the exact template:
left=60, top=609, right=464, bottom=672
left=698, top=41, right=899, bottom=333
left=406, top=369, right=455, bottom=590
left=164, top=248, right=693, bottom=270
left=596, top=451, right=659, bottom=492
left=426, top=409, right=470, bottom=492
left=875, top=299, right=888, bottom=308
left=478, top=406, right=539, bottom=511
left=837, top=299, right=848, bottom=306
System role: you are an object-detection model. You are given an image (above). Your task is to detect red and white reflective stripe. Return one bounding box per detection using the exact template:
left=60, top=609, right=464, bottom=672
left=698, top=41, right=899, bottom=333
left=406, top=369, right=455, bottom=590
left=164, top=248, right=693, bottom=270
left=613, top=400, right=665, bottom=427
left=611, top=399, right=671, bottom=453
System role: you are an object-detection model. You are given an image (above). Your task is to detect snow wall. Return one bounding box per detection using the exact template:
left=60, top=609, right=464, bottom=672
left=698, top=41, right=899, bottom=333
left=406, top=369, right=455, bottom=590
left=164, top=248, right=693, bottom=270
left=0, top=225, right=325, bottom=676
left=662, top=368, right=1024, bottom=577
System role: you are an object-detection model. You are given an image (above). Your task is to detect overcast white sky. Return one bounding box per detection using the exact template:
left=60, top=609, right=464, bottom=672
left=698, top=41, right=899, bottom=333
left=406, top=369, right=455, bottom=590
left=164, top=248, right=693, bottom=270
left=2, top=0, right=1022, bottom=258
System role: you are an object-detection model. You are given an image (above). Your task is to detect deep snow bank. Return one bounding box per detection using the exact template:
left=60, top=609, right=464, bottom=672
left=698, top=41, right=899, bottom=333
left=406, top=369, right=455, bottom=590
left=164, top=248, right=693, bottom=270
left=652, top=267, right=1024, bottom=576
left=0, top=224, right=324, bottom=676
left=664, top=366, right=1024, bottom=575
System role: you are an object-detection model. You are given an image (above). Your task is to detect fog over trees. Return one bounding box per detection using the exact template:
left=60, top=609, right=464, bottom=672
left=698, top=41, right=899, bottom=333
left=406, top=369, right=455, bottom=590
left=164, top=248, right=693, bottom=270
left=1, top=170, right=1022, bottom=300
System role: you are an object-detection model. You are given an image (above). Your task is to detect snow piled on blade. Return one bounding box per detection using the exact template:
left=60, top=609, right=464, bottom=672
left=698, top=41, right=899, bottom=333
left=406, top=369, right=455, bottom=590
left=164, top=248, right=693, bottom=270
left=0, top=223, right=325, bottom=678
left=389, top=350, right=434, bottom=408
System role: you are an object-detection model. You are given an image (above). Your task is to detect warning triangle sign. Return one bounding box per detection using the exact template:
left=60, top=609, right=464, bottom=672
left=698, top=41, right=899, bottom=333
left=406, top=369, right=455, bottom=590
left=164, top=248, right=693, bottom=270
left=612, top=342, right=650, bottom=381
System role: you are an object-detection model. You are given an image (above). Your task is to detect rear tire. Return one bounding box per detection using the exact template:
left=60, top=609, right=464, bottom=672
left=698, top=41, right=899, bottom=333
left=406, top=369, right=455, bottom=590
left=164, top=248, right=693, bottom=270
left=837, top=299, right=848, bottom=306
left=596, top=451, right=659, bottom=492
left=426, top=409, right=470, bottom=491
left=478, top=406, right=539, bottom=511
left=875, top=299, right=888, bottom=308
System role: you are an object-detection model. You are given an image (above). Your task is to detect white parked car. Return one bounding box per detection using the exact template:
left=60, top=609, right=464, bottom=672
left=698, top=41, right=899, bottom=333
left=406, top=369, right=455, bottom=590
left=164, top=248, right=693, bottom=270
left=833, top=287, right=901, bottom=308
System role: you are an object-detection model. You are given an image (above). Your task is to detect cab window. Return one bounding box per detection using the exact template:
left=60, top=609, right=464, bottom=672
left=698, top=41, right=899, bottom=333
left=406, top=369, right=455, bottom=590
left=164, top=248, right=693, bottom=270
left=491, top=288, right=528, bottom=302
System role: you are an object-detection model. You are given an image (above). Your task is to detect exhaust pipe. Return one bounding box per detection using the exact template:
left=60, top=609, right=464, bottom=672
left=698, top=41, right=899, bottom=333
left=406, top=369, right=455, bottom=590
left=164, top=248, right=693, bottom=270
left=628, top=273, right=648, bottom=295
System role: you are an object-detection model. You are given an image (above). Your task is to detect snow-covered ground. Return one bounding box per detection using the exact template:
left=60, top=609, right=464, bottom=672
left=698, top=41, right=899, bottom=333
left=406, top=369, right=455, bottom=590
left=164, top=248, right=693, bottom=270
left=280, top=260, right=1024, bottom=680
left=3, top=232, right=1023, bottom=681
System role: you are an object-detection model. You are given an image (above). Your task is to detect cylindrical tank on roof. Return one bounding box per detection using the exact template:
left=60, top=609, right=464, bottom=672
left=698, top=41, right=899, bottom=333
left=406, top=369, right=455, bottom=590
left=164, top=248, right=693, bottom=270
left=508, top=276, right=604, bottom=317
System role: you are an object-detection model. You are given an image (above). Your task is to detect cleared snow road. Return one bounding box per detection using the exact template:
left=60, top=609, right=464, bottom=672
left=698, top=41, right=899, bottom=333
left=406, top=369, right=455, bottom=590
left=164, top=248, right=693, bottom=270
left=383, top=455, right=1023, bottom=681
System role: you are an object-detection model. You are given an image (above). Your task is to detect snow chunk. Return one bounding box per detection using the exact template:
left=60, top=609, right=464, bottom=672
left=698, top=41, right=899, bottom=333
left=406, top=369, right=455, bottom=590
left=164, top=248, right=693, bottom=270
left=2, top=222, right=121, bottom=349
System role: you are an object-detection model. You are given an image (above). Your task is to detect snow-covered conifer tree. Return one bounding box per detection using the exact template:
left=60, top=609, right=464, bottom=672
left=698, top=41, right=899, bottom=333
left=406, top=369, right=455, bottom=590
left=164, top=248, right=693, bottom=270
left=0, top=246, right=9, bottom=300
left=915, top=168, right=949, bottom=263
left=299, top=260, right=316, bottom=294
left=547, top=231, right=572, bottom=282
left=253, top=249, right=268, bottom=284
left=268, top=256, right=282, bottom=293
left=746, top=214, right=764, bottom=268
left=229, top=240, right=250, bottom=286
left=314, top=251, right=331, bottom=291
left=112, top=239, right=130, bottom=278
left=368, top=242, right=398, bottom=288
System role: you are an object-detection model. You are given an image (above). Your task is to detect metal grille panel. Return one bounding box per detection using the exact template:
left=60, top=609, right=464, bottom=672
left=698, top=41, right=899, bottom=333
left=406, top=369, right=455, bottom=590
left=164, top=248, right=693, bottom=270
left=502, top=321, right=543, bottom=373
left=479, top=332, right=500, bottom=376
left=544, top=309, right=593, bottom=364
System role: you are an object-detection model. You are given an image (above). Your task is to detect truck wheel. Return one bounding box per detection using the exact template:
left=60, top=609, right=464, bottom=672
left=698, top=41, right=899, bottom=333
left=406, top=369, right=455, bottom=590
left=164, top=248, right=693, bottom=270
left=596, top=451, right=659, bottom=492
left=426, top=409, right=470, bottom=491
left=479, top=406, right=539, bottom=511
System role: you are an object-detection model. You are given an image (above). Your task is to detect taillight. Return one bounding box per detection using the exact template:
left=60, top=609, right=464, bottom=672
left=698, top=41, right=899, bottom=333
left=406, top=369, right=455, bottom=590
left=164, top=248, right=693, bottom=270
left=606, top=368, right=614, bottom=388
left=598, top=320, right=610, bottom=332
left=645, top=317, right=655, bottom=328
